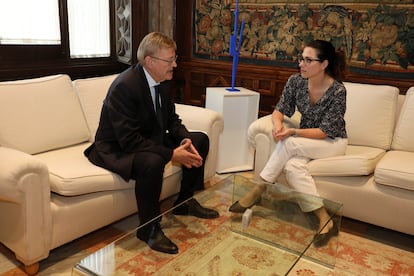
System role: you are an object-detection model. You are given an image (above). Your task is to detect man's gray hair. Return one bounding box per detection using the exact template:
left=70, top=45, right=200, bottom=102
left=137, top=32, right=177, bottom=65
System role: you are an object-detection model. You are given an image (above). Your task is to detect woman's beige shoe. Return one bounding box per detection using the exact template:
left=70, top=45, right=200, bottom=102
left=229, top=183, right=266, bottom=213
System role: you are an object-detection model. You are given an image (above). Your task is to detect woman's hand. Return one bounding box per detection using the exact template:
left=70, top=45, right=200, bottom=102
left=273, top=127, right=295, bottom=141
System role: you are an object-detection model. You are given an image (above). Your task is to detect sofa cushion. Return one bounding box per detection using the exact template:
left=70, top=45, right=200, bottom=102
left=73, top=74, right=119, bottom=141
left=344, top=82, right=399, bottom=150
left=391, top=87, right=414, bottom=152
left=375, top=151, right=414, bottom=191
left=307, top=145, right=385, bottom=176
left=35, top=143, right=182, bottom=196
left=0, top=75, right=90, bottom=154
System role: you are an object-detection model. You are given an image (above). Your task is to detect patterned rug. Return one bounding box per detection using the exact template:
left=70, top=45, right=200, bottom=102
left=1, top=177, right=413, bottom=275
left=112, top=230, right=414, bottom=276
left=74, top=188, right=414, bottom=276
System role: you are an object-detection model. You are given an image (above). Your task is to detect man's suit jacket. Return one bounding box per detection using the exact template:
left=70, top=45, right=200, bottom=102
left=84, top=64, right=191, bottom=180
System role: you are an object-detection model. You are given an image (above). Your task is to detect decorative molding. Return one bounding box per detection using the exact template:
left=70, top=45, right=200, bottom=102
left=115, top=0, right=132, bottom=64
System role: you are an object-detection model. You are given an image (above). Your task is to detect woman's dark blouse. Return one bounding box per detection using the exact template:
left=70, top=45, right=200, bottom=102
left=276, top=73, right=347, bottom=139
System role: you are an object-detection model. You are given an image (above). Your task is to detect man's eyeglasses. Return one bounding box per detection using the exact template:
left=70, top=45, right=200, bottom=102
left=298, top=54, right=321, bottom=65
left=151, top=55, right=178, bottom=65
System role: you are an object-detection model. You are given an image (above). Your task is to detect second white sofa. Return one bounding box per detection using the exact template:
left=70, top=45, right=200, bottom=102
left=248, top=83, right=414, bottom=236
left=0, top=74, right=224, bottom=274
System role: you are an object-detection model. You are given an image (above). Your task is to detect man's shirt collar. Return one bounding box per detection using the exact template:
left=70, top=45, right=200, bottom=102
left=143, top=67, right=159, bottom=88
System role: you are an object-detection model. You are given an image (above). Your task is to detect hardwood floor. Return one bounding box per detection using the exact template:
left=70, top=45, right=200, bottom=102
left=341, top=217, right=414, bottom=253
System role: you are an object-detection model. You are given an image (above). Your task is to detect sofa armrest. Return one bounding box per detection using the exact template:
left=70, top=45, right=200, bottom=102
left=0, top=147, right=52, bottom=266
left=175, top=104, right=224, bottom=181
left=247, top=113, right=300, bottom=179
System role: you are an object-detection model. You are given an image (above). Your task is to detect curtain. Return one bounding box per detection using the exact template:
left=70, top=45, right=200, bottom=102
left=67, top=0, right=110, bottom=58
left=0, top=0, right=60, bottom=44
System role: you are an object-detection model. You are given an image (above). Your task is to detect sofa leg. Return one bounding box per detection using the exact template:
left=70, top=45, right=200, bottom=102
left=25, top=262, right=39, bottom=275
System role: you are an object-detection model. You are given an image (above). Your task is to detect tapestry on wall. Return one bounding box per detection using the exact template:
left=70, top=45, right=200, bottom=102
left=194, top=0, right=414, bottom=78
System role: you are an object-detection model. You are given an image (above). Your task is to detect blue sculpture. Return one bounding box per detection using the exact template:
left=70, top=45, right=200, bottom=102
left=226, top=0, right=244, bottom=92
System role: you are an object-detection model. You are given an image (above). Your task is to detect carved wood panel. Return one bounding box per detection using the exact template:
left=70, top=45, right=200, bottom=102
left=176, top=59, right=294, bottom=116
left=115, top=0, right=132, bottom=64
left=175, top=57, right=414, bottom=117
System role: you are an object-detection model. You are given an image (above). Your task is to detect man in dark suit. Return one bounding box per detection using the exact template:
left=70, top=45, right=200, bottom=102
left=84, top=32, right=219, bottom=254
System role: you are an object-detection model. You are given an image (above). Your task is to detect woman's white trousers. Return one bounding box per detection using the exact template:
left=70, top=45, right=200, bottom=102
left=260, top=136, right=347, bottom=212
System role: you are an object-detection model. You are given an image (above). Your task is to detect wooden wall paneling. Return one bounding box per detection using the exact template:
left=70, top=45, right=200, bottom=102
left=177, top=58, right=295, bottom=116
left=175, top=0, right=192, bottom=57
left=344, top=74, right=413, bottom=95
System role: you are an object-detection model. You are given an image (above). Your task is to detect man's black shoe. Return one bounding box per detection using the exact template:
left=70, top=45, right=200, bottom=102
left=172, top=198, right=219, bottom=219
left=136, top=222, right=178, bottom=254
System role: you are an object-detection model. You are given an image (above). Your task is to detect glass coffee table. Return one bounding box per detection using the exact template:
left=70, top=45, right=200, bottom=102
left=72, top=174, right=342, bottom=275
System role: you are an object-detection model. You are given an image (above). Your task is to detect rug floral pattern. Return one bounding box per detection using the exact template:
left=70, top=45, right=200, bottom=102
left=194, top=0, right=414, bottom=76
left=76, top=186, right=414, bottom=276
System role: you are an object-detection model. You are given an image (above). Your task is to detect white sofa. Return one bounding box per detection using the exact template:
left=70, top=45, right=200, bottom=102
left=0, top=74, right=224, bottom=274
left=248, top=83, right=414, bottom=236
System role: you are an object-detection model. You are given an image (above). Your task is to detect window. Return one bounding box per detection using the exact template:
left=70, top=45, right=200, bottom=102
left=67, top=0, right=110, bottom=58
left=0, top=0, right=60, bottom=45
left=0, top=0, right=147, bottom=82
left=0, top=0, right=110, bottom=59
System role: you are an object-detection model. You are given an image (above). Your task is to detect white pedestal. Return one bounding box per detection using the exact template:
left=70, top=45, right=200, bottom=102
left=205, top=87, right=260, bottom=173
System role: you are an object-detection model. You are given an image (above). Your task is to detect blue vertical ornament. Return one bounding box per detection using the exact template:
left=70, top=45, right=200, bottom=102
left=226, top=0, right=244, bottom=92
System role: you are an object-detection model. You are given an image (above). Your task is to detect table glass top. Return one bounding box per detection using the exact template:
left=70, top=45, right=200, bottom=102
left=73, top=174, right=342, bottom=275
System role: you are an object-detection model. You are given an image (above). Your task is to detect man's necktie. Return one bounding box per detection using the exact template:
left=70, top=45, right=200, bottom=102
left=154, top=85, right=163, bottom=131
